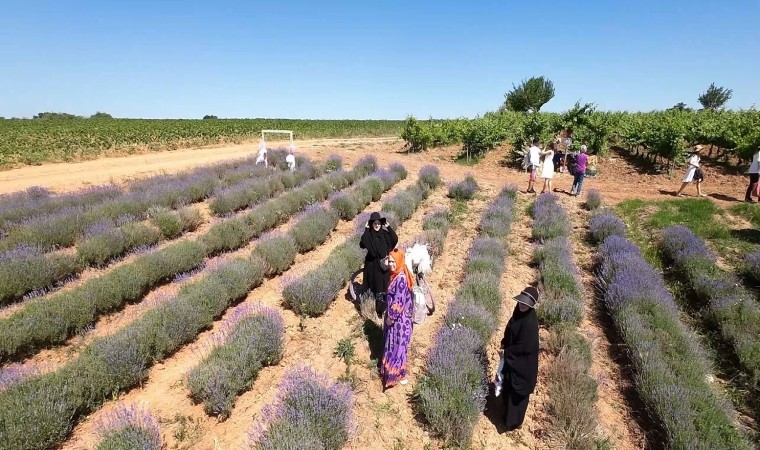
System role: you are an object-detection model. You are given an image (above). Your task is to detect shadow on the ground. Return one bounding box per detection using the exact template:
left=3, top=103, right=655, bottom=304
left=731, top=228, right=760, bottom=245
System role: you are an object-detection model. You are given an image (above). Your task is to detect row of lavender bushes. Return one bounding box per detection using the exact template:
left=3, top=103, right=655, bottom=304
left=0, top=160, right=374, bottom=363
left=187, top=305, right=284, bottom=418
left=282, top=165, right=439, bottom=317
left=0, top=154, right=307, bottom=252
left=591, top=210, right=750, bottom=449
left=248, top=365, right=354, bottom=449
left=415, top=185, right=517, bottom=447
left=0, top=160, right=394, bottom=449
left=532, top=193, right=599, bottom=448
left=183, top=166, right=406, bottom=417
left=660, top=226, right=760, bottom=387
left=0, top=206, right=204, bottom=306
left=0, top=154, right=274, bottom=232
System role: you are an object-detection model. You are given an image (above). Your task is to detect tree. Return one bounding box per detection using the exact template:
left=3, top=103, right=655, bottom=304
left=90, top=112, right=113, bottom=119
left=33, top=112, right=80, bottom=119
left=203, top=115, right=218, bottom=120
left=698, top=83, right=732, bottom=111
left=669, top=102, right=692, bottom=112
left=503, top=76, right=555, bottom=113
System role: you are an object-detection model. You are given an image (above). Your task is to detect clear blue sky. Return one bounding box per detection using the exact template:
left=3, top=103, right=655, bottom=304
left=1, top=0, right=758, bottom=119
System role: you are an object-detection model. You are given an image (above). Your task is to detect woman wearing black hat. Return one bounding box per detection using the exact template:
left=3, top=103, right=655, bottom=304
left=360, top=212, right=398, bottom=315
left=499, top=286, right=539, bottom=431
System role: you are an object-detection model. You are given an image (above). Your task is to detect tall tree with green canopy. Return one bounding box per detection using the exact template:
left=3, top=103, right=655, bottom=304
left=698, top=83, right=732, bottom=111
left=503, top=76, right=555, bottom=113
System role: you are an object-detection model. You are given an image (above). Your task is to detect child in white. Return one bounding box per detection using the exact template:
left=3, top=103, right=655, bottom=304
left=286, top=146, right=297, bottom=172
left=539, top=142, right=556, bottom=193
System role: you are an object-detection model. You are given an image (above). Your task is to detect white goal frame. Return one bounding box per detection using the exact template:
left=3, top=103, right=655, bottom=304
left=261, top=129, right=294, bottom=147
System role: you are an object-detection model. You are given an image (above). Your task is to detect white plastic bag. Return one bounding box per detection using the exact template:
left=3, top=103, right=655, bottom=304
left=494, top=352, right=505, bottom=397
left=412, top=286, right=428, bottom=324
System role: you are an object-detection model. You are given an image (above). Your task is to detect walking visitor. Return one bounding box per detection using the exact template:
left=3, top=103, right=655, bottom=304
left=526, top=138, right=541, bottom=193
left=359, top=212, right=398, bottom=316
left=499, top=286, right=540, bottom=432
left=570, top=142, right=589, bottom=196
left=745, top=145, right=760, bottom=202
left=676, top=145, right=706, bottom=197
left=380, top=248, right=414, bottom=389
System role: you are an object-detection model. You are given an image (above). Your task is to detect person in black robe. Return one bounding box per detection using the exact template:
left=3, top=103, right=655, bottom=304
left=359, top=211, right=398, bottom=316
left=500, top=286, right=539, bottom=431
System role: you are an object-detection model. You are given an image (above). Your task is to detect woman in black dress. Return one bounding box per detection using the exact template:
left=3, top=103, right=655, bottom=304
left=499, top=286, right=539, bottom=431
left=360, top=211, right=398, bottom=315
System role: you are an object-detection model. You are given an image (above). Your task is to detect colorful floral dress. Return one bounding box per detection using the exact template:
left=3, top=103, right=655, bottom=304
left=380, top=271, right=413, bottom=387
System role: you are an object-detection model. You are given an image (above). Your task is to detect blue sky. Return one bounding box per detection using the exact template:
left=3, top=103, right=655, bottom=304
left=1, top=0, right=758, bottom=119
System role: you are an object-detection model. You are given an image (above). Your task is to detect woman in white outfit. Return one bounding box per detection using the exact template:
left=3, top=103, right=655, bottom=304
left=540, top=142, right=556, bottom=194
left=677, top=145, right=706, bottom=197
left=255, top=139, right=268, bottom=167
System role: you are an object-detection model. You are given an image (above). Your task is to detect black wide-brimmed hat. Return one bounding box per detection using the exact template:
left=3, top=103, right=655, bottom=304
left=514, top=286, right=539, bottom=308
left=369, top=212, right=387, bottom=225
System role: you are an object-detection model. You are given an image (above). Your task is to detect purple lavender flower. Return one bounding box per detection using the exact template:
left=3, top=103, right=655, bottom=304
left=589, top=212, right=626, bottom=243
left=419, top=165, right=441, bottom=189
left=249, top=365, right=354, bottom=450
left=95, top=404, right=161, bottom=450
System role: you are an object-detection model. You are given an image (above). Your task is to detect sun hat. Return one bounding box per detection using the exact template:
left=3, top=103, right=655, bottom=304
left=514, top=286, right=539, bottom=308
left=694, top=144, right=704, bottom=151
left=369, top=212, right=387, bottom=225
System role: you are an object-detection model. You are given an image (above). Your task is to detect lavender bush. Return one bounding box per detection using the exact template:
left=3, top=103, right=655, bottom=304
left=660, top=225, right=760, bottom=386
left=289, top=205, right=339, bottom=253
left=325, top=154, right=343, bottom=172
left=354, top=155, right=378, bottom=175
left=249, top=366, right=354, bottom=450
left=389, top=162, right=408, bottom=180
left=187, top=305, right=284, bottom=418
left=329, top=191, right=359, bottom=220
left=95, top=404, right=161, bottom=450
left=585, top=188, right=602, bottom=210
left=419, top=165, right=442, bottom=189
left=283, top=237, right=364, bottom=316
left=447, top=174, right=479, bottom=200
left=415, top=326, right=487, bottom=446
left=588, top=211, right=626, bottom=244
left=533, top=193, right=599, bottom=448
left=744, top=249, right=760, bottom=284
left=534, top=237, right=584, bottom=327
left=532, top=193, right=570, bottom=241
left=596, top=224, right=750, bottom=449
left=0, top=245, right=81, bottom=305
left=253, top=233, right=298, bottom=276
left=382, top=183, right=429, bottom=222
left=76, top=223, right=163, bottom=267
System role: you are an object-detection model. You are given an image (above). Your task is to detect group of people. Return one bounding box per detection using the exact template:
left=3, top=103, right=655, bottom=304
left=671, top=143, right=760, bottom=201
left=525, top=137, right=590, bottom=196
left=255, top=139, right=297, bottom=171
left=359, top=211, right=539, bottom=432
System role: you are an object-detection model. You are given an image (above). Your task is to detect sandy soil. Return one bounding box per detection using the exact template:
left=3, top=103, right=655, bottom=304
left=2, top=138, right=755, bottom=449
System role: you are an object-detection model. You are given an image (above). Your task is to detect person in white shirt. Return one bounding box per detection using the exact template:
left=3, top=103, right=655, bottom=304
left=539, top=142, right=556, bottom=193
left=286, top=146, right=297, bottom=172
left=745, top=145, right=760, bottom=202
left=677, top=145, right=706, bottom=197
left=255, top=139, right=268, bottom=167
left=526, top=138, right=542, bottom=193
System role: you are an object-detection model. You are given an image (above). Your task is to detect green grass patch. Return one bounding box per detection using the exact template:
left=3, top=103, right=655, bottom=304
left=731, top=203, right=760, bottom=228
left=617, top=198, right=758, bottom=269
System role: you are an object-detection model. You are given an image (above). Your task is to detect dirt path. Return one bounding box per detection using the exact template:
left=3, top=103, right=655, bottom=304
left=0, top=137, right=400, bottom=194
left=472, top=194, right=544, bottom=450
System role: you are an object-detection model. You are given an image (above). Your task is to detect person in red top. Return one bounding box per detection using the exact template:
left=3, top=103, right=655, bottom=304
left=570, top=141, right=589, bottom=196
